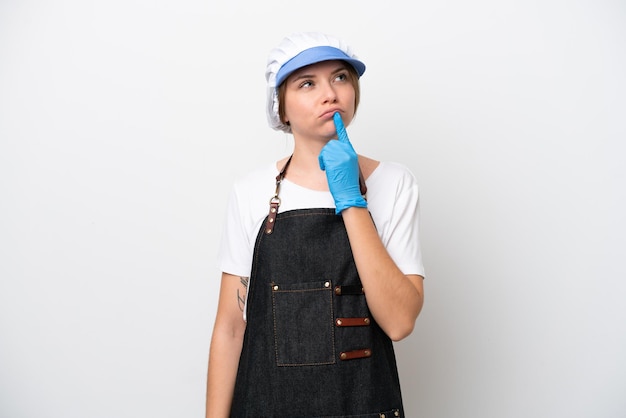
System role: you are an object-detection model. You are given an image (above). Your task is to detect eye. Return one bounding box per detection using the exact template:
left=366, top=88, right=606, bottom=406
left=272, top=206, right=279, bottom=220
left=334, top=72, right=348, bottom=82
left=299, top=80, right=314, bottom=88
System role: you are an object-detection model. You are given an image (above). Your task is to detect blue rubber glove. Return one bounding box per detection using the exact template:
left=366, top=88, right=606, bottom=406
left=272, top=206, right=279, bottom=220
left=318, top=112, right=367, bottom=214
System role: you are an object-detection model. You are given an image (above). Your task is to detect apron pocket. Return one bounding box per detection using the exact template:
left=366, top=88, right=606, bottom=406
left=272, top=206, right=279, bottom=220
left=271, top=280, right=335, bottom=366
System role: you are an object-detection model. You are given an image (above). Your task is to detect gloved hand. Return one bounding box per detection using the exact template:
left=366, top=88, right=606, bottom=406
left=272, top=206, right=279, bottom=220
left=318, top=112, right=367, bottom=214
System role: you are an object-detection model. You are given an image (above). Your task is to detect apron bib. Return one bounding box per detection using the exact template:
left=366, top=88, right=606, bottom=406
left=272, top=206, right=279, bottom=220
left=230, top=158, right=404, bottom=417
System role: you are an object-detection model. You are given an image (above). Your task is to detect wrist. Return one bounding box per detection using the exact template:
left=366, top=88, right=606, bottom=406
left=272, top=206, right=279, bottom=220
left=335, top=195, right=367, bottom=215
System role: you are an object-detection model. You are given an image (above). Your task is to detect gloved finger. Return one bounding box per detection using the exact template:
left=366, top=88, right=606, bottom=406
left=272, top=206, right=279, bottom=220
left=333, top=112, right=350, bottom=143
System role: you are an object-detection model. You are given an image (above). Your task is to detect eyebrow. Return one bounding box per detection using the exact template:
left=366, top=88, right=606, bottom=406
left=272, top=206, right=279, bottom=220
left=289, top=65, right=348, bottom=83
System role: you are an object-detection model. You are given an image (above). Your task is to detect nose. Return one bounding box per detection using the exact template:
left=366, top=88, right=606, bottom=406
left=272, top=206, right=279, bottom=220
left=320, top=81, right=338, bottom=103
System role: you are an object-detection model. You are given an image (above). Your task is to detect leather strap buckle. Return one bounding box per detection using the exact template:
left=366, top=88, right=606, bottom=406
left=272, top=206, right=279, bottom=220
left=335, top=317, right=370, bottom=327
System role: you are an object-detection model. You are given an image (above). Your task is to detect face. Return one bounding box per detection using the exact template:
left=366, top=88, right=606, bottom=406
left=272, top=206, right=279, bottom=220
left=281, top=60, right=357, bottom=141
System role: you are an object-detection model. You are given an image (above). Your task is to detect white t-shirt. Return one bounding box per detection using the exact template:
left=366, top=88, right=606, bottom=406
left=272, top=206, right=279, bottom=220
left=218, top=161, right=425, bottom=280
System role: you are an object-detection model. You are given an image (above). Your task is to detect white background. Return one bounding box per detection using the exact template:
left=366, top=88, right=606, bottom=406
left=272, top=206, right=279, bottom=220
left=1, top=1, right=625, bottom=417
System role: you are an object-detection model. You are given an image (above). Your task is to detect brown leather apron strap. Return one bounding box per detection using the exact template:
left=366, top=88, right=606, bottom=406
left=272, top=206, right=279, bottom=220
left=339, top=348, right=372, bottom=360
left=264, top=155, right=292, bottom=235
left=358, top=170, right=368, bottom=196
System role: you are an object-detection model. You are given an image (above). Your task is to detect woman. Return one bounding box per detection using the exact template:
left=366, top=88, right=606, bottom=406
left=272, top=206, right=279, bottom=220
left=206, top=32, right=424, bottom=417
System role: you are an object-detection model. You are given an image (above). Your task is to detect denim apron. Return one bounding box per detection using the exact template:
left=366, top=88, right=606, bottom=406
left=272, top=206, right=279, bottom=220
left=230, top=157, right=404, bottom=418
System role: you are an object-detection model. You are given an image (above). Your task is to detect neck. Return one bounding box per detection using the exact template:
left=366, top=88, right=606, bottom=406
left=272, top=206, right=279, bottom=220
left=281, top=143, right=329, bottom=191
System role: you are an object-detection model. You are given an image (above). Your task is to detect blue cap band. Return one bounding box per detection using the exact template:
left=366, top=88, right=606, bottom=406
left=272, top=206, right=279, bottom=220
left=275, top=46, right=366, bottom=87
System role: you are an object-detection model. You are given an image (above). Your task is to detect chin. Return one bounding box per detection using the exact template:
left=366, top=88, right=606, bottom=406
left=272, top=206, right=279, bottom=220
left=321, top=128, right=338, bottom=140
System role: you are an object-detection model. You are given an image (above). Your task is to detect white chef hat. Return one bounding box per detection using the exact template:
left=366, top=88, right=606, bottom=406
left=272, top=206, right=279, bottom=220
left=265, top=32, right=366, bottom=133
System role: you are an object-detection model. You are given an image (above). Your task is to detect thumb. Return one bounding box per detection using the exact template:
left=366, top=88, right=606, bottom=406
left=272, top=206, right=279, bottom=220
left=333, top=112, right=350, bottom=143
left=318, top=152, right=326, bottom=171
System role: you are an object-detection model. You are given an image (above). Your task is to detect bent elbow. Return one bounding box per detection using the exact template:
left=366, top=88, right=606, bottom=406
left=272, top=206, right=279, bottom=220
left=385, top=320, right=415, bottom=342
left=385, top=302, right=422, bottom=341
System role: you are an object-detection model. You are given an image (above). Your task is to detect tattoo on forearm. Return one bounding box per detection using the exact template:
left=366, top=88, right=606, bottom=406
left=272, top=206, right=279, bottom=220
left=237, top=276, right=249, bottom=312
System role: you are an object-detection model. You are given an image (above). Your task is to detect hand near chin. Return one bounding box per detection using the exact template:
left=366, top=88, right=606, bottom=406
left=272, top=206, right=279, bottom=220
left=318, top=112, right=367, bottom=214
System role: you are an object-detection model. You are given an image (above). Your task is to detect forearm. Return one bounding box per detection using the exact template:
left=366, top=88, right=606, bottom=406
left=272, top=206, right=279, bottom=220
left=341, top=206, right=424, bottom=341
left=206, top=273, right=247, bottom=417
left=206, top=327, right=244, bottom=417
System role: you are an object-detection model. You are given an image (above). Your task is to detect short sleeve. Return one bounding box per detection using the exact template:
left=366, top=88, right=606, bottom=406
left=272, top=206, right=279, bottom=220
left=367, top=163, right=425, bottom=278
left=218, top=184, right=255, bottom=278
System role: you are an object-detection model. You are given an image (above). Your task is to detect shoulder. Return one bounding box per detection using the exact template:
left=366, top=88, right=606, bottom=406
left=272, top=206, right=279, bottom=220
left=358, top=155, right=416, bottom=183
left=365, top=161, right=420, bottom=217
left=226, top=162, right=281, bottom=220
left=365, top=159, right=418, bottom=189
left=357, top=155, right=380, bottom=180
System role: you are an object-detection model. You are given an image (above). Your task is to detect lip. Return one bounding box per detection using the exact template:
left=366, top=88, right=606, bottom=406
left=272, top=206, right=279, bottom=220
left=320, top=108, right=342, bottom=120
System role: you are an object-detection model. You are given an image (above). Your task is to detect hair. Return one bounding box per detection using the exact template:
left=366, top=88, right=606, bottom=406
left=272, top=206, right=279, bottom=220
left=277, top=62, right=361, bottom=126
